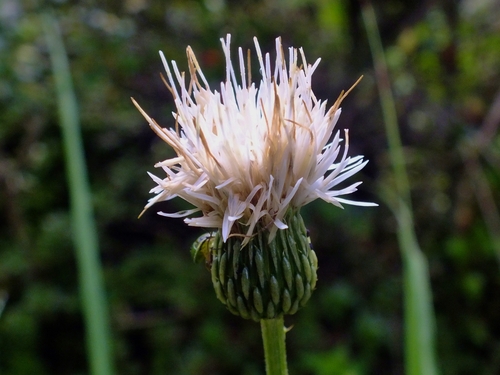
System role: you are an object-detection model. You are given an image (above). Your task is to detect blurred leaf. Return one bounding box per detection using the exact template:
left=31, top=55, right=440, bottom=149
left=302, top=346, right=365, bottom=375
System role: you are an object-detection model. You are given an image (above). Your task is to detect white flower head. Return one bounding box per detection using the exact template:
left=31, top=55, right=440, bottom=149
left=134, top=34, right=377, bottom=245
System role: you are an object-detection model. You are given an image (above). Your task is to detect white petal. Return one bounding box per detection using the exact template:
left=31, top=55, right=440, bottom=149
left=157, top=208, right=200, bottom=218
left=335, top=197, right=379, bottom=207
left=325, top=160, right=369, bottom=190
left=273, top=219, right=288, bottom=230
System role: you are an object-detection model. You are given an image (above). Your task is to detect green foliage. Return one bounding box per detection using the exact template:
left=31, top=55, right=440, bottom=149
left=302, top=346, right=365, bottom=375
left=1, top=0, right=500, bottom=374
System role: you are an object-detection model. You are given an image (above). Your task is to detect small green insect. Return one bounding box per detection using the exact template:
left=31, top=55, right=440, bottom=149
left=191, top=230, right=313, bottom=267
left=190, top=232, right=217, bottom=266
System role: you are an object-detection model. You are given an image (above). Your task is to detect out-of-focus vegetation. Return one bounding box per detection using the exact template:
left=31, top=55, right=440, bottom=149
left=1, top=0, right=499, bottom=374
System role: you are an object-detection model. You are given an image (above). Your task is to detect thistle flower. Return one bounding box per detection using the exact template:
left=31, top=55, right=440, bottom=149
left=134, top=35, right=376, bottom=320
left=135, top=35, right=375, bottom=240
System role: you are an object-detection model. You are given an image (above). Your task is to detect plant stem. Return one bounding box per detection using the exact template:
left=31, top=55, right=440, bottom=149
left=260, top=316, right=288, bottom=375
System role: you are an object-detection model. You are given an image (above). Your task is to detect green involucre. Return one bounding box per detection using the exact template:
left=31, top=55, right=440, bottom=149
left=205, top=211, right=318, bottom=321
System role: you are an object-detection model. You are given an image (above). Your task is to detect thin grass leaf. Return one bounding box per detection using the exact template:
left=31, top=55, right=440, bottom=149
left=42, top=12, right=115, bottom=375
left=361, top=3, right=439, bottom=375
left=396, top=198, right=439, bottom=375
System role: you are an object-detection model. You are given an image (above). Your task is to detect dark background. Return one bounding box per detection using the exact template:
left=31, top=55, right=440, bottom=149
left=1, top=0, right=500, bottom=374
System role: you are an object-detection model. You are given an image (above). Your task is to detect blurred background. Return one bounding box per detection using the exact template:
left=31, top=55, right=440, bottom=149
left=1, top=0, right=500, bottom=374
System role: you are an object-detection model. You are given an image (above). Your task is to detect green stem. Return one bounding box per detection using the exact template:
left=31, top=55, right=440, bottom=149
left=260, top=316, right=288, bottom=375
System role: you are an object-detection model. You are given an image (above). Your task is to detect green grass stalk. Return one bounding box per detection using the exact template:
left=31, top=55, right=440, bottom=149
left=42, top=13, right=115, bottom=375
left=361, top=3, right=439, bottom=375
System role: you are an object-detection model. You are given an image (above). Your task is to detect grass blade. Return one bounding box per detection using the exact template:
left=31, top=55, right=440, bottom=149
left=42, top=12, right=115, bottom=375
left=361, top=3, right=439, bottom=375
